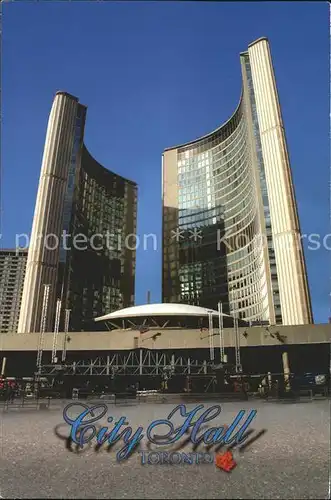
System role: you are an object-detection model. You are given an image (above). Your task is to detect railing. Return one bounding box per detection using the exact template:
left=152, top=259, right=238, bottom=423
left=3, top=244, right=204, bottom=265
left=1, top=395, right=51, bottom=411
left=71, top=389, right=165, bottom=404
left=261, top=383, right=329, bottom=401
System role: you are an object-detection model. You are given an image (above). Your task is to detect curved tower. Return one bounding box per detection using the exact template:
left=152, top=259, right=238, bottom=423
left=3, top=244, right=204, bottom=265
left=18, top=92, right=137, bottom=333
left=162, top=38, right=312, bottom=326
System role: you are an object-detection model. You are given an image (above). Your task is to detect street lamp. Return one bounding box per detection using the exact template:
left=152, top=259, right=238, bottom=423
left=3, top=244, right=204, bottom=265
left=218, top=301, right=225, bottom=363
left=233, top=311, right=242, bottom=374
left=208, top=310, right=215, bottom=364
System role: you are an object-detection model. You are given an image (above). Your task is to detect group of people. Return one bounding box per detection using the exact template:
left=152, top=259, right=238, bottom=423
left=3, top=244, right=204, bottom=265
left=0, top=377, right=17, bottom=402
left=0, top=377, right=37, bottom=402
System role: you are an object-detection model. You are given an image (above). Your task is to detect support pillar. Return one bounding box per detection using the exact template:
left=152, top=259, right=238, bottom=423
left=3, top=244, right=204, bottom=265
left=1, top=357, right=6, bottom=377
left=282, top=351, right=291, bottom=392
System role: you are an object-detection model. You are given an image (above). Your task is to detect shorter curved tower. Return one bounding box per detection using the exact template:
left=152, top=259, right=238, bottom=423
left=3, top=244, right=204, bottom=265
left=162, top=38, right=312, bottom=326
left=18, top=92, right=137, bottom=333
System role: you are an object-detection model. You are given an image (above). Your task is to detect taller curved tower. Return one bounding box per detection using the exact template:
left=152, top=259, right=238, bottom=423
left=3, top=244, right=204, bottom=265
left=162, top=38, right=312, bottom=326
left=18, top=92, right=137, bottom=333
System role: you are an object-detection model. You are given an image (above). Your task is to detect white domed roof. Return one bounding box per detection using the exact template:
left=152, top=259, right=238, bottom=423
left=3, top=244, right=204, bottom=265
left=94, top=303, right=228, bottom=322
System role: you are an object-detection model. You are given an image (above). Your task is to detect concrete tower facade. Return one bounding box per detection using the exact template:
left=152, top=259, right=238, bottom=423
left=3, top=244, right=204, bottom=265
left=18, top=92, right=137, bottom=333
left=18, top=93, right=78, bottom=333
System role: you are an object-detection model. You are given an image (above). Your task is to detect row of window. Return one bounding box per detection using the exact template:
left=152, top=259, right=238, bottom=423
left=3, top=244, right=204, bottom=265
left=177, top=105, right=243, bottom=158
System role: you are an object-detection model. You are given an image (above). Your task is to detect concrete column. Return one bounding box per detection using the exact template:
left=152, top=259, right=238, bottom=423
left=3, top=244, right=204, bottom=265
left=1, top=357, right=6, bottom=377
left=282, top=351, right=291, bottom=391
left=248, top=38, right=312, bottom=325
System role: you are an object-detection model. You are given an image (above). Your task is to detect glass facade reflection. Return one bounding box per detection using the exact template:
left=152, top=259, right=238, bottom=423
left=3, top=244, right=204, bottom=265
left=164, top=101, right=264, bottom=319
left=58, top=145, right=137, bottom=331
left=56, top=102, right=137, bottom=331
left=162, top=39, right=313, bottom=326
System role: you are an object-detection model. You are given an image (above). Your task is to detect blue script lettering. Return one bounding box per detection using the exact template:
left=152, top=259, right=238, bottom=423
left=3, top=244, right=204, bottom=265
left=146, top=404, right=204, bottom=444
left=63, top=403, right=108, bottom=447
left=62, top=403, right=144, bottom=460
left=62, top=403, right=258, bottom=460
left=190, top=405, right=222, bottom=444
left=146, top=404, right=257, bottom=447
left=222, top=410, right=257, bottom=445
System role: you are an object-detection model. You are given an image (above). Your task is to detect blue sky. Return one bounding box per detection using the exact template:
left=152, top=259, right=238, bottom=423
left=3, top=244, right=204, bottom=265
left=2, top=1, right=329, bottom=323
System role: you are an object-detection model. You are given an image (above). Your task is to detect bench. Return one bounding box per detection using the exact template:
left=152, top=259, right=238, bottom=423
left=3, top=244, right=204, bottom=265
left=39, top=401, right=50, bottom=410
left=298, top=385, right=329, bottom=399
left=298, top=388, right=313, bottom=399
left=137, top=390, right=164, bottom=403
left=87, top=394, right=116, bottom=403
left=114, top=391, right=137, bottom=405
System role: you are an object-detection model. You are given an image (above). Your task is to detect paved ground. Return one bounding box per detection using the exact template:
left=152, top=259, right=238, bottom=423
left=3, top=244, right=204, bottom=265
left=0, top=399, right=329, bottom=499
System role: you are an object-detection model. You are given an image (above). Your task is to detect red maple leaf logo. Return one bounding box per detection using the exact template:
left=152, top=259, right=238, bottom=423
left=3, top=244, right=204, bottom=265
left=215, top=450, right=236, bottom=472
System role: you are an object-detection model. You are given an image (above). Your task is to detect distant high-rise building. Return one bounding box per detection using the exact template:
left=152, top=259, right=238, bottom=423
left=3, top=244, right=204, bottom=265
left=18, top=92, right=137, bottom=333
left=0, top=249, right=28, bottom=333
left=162, top=37, right=312, bottom=326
